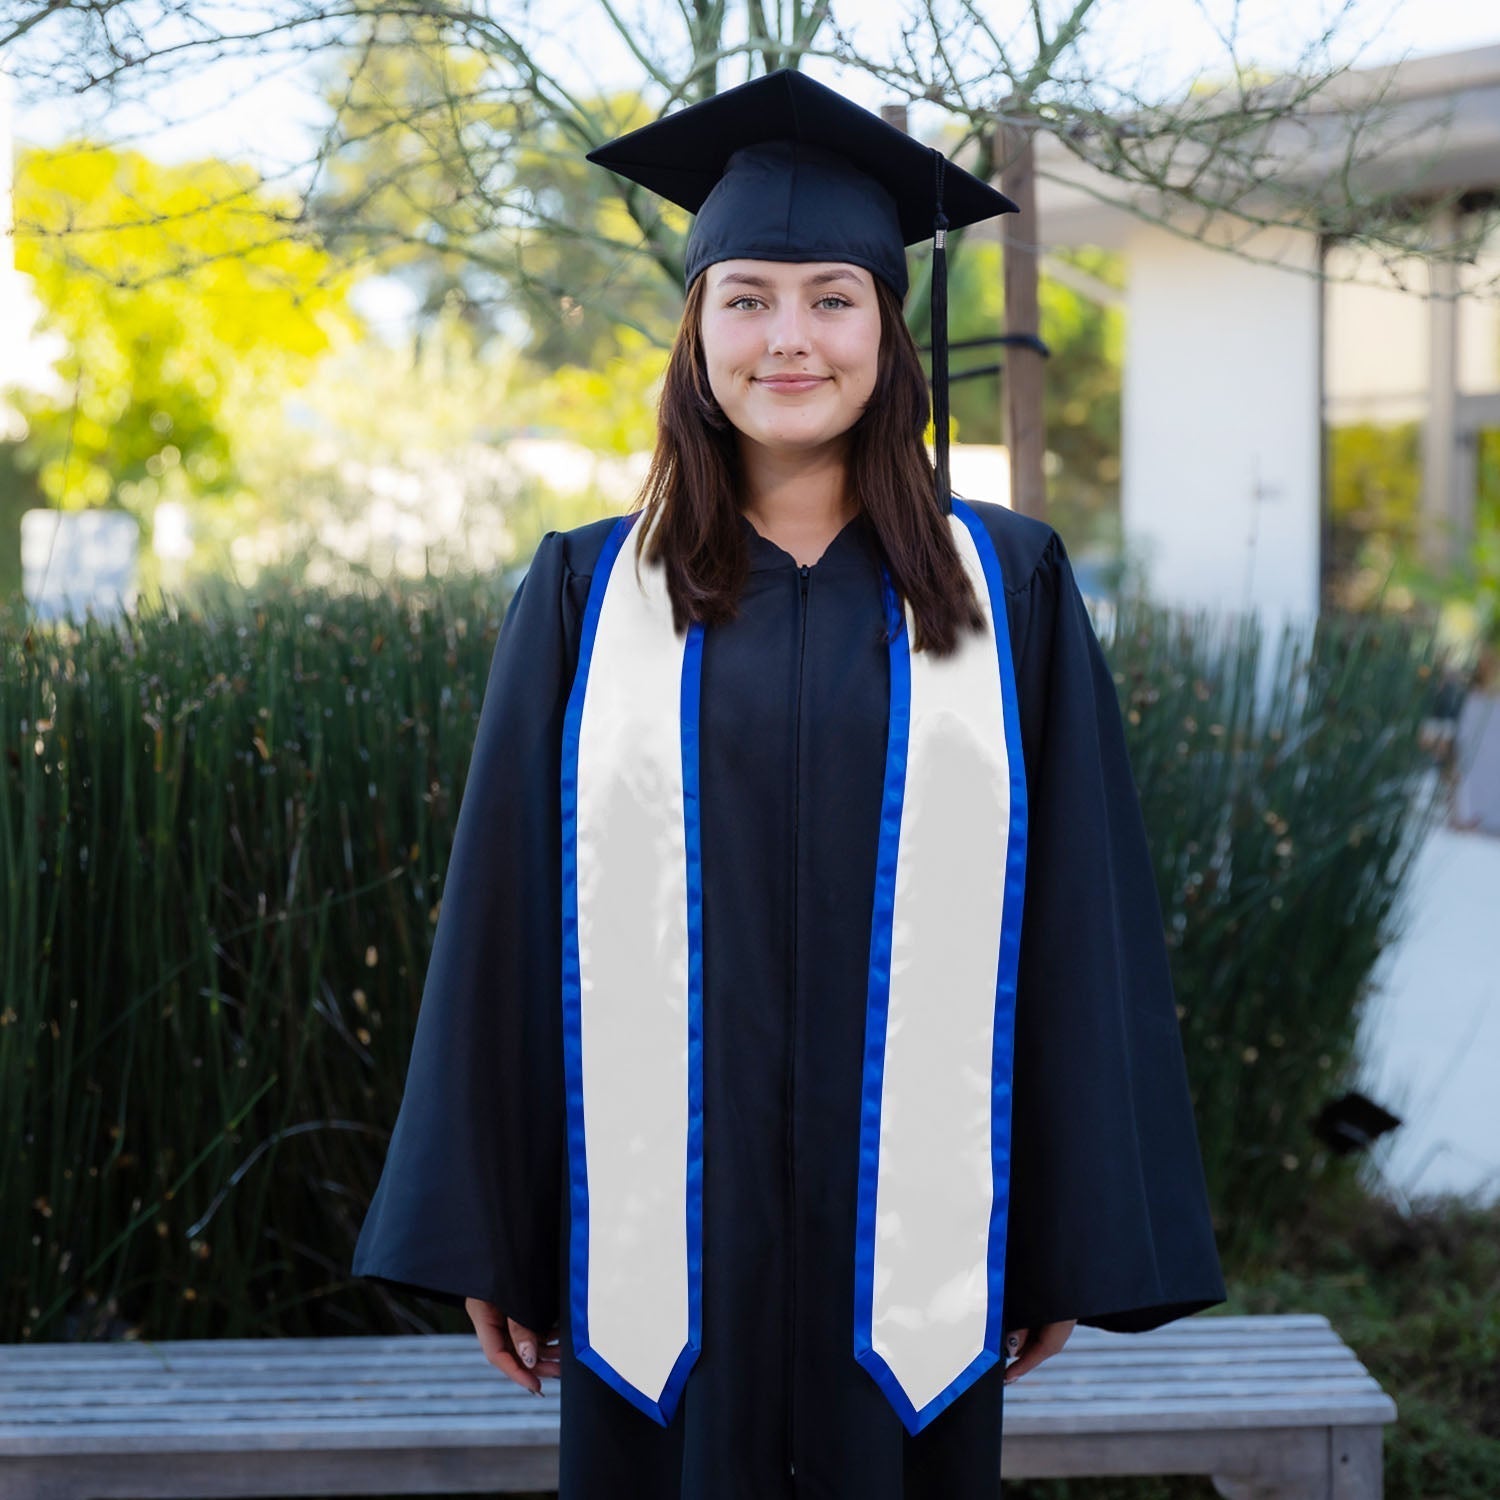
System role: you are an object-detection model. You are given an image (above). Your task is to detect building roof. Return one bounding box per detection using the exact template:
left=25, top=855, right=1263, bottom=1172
left=1027, top=41, right=1500, bottom=248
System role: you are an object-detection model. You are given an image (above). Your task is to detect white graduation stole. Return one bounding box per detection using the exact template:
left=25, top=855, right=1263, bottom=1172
left=560, top=498, right=1027, bottom=1437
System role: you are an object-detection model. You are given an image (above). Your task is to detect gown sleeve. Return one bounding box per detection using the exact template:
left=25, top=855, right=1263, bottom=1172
left=1001, top=527, right=1227, bottom=1335
left=351, top=531, right=572, bottom=1336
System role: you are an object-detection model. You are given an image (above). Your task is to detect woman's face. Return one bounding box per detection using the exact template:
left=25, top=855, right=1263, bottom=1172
left=699, top=259, right=881, bottom=461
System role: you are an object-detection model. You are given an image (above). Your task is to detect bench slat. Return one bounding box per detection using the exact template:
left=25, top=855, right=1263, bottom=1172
left=0, top=1315, right=1337, bottom=1365
left=0, top=1390, right=1396, bottom=1459
left=0, top=1374, right=1392, bottom=1425
left=0, top=1352, right=1364, bottom=1396
left=0, top=1357, right=1378, bottom=1412
left=0, top=1329, right=1354, bottom=1375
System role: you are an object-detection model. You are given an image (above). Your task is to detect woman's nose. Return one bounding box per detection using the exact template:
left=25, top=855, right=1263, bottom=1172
left=766, top=308, right=812, bottom=357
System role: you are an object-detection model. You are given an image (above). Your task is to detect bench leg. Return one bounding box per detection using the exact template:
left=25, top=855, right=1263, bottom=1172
left=1213, top=1426, right=1385, bottom=1500
left=1330, top=1426, right=1383, bottom=1500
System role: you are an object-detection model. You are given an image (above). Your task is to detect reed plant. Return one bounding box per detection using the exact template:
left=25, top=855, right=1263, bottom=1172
left=0, top=560, right=1443, bottom=1340
left=2, top=561, right=519, bottom=1341
left=1104, top=599, right=1444, bottom=1258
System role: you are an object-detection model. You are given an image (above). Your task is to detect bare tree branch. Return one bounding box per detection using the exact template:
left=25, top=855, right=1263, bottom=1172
left=8, top=0, right=1497, bottom=350
left=815, top=0, right=1499, bottom=298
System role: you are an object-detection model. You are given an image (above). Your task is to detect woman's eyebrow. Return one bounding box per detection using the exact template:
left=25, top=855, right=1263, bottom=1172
left=715, top=269, right=865, bottom=289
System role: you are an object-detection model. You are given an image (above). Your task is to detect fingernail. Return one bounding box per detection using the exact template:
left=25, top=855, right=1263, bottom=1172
left=520, top=1343, right=535, bottom=1367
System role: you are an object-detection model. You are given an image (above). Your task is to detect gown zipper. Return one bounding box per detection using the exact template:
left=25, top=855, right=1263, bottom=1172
left=789, top=560, right=811, bottom=1484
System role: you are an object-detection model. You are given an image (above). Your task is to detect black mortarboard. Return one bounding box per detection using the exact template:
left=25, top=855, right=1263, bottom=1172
left=586, top=69, right=1020, bottom=514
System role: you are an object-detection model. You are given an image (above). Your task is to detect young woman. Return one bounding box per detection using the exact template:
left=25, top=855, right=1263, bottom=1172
left=353, top=70, right=1224, bottom=1500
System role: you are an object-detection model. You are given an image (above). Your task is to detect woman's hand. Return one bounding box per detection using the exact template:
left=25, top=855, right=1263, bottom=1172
left=465, top=1297, right=561, bottom=1395
left=1002, top=1320, right=1077, bottom=1384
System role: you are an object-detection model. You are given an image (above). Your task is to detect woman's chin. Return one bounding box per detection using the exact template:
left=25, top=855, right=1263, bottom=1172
left=742, top=423, right=851, bottom=456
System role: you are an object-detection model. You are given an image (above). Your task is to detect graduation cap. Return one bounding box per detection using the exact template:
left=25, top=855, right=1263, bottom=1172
left=586, top=68, right=1020, bottom=515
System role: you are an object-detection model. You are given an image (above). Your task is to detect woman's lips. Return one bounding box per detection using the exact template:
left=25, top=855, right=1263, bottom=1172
left=756, top=376, right=828, bottom=392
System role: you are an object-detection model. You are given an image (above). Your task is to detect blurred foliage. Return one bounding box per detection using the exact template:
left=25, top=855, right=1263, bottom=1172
left=520, top=327, right=670, bottom=456
left=4, top=23, right=1125, bottom=593
left=909, top=238, right=1124, bottom=553
left=305, top=14, right=682, bottom=368
left=1387, top=430, right=1500, bottom=682
left=1230, top=1186, right=1500, bottom=1500
left=0, top=557, right=1443, bottom=1346
left=4, top=129, right=632, bottom=599
left=9, top=141, right=361, bottom=518
left=1323, top=421, right=1423, bottom=614
left=0, top=441, right=45, bottom=599
left=1007, top=1188, right=1500, bottom=1500
left=177, top=303, right=618, bottom=597
left=3, top=52, right=667, bottom=597
left=497, top=102, right=689, bottom=367
left=1326, top=420, right=1500, bottom=680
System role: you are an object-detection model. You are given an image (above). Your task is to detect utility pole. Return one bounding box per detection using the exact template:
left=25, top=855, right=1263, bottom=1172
left=884, top=99, right=1049, bottom=521
left=998, top=116, right=1047, bottom=522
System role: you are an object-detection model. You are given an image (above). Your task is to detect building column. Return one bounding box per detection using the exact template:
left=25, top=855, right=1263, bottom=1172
left=1421, top=207, right=1461, bottom=571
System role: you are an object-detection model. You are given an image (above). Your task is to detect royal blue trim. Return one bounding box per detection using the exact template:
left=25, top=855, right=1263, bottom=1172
left=956, top=494, right=1030, bottom=1400
left=852, top=499, right=1030, bottom=1436
left=852, top=558, right=913, bottom=1417
left=560, top=513, right=631, bottom=1408
left=561, top=511, right=701, bottom=1427
left=675, top=616, right=707, bottom=1419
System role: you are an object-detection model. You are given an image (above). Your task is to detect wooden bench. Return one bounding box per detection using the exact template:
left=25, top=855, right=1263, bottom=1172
left=0, top=1313, right=1395, bottom=1499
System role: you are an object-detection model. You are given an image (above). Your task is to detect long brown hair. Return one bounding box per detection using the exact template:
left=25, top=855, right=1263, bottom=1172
left=630, top=272, right=986, bottom=657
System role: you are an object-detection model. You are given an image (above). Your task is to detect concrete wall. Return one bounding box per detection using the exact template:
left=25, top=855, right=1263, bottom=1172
left=1119, top=221, right=1323, bottom=640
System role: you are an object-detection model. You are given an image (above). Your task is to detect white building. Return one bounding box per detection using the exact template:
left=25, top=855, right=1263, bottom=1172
left=1030, top=42, right=1500, bottom=641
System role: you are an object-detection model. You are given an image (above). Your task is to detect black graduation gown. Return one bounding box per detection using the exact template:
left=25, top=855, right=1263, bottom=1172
left=351, top=499, right=1226, bottom=1499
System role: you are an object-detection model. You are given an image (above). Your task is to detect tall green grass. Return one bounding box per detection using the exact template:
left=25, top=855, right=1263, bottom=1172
left=3, top=562, right=517, bottom=1340
left=1107, top=599, right=1444, bottom=1257
left=1, top=565, right=1443, bottom=1340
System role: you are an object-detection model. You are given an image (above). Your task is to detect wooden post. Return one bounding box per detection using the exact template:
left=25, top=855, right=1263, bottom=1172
left=999, top=118, right=1047, bottom=522
left=1422, top=205, right=1460, bottom=572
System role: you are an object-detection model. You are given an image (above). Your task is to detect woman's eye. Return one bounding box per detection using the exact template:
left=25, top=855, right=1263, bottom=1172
left=725, top=293, right=851, bottom=310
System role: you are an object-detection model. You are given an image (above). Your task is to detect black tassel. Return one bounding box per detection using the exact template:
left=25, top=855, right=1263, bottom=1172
left=931, top=149, right=951, bottom=516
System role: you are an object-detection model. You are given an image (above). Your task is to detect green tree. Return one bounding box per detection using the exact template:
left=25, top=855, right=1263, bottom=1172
left=1322, top=421, right=1423, bottom=612
left=7, top=0, right=1486, bottom=540
left=938, top=238, right=1124, bottom=546
left=11, top=142, right=360, bottom=526
left=304, top=13, right=684, bottom=368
